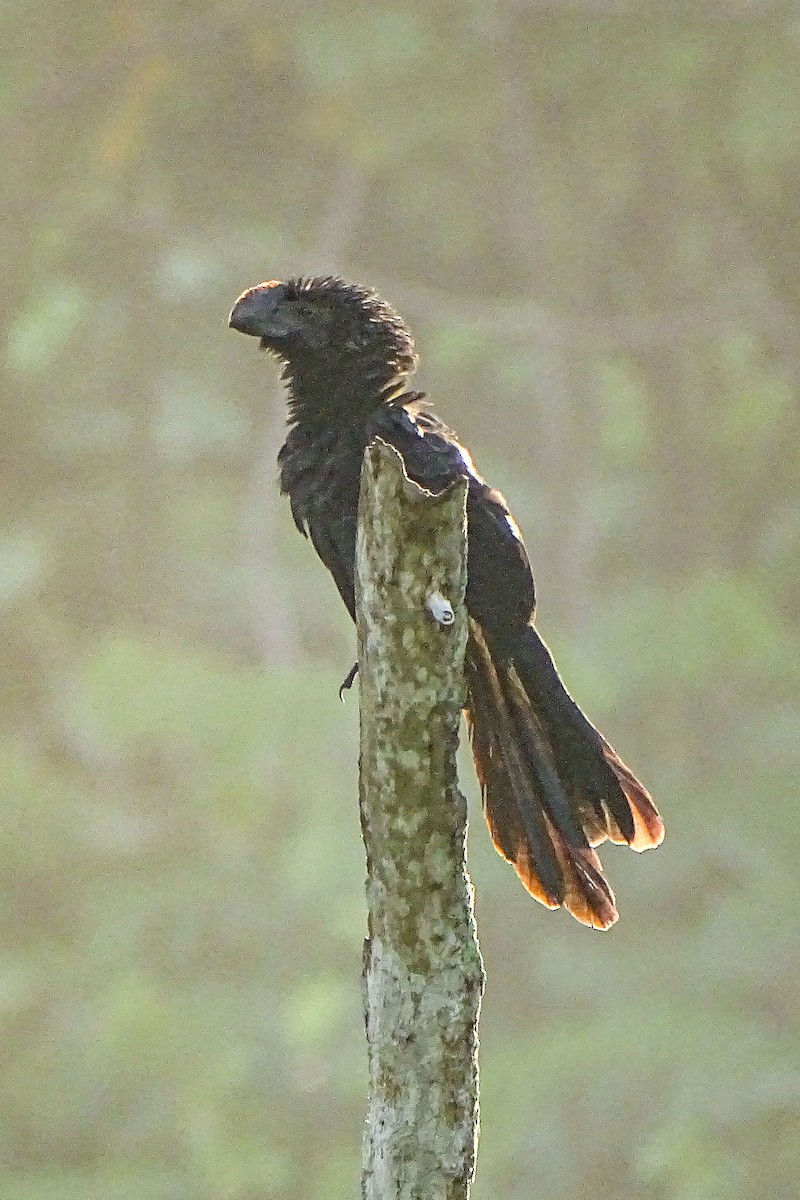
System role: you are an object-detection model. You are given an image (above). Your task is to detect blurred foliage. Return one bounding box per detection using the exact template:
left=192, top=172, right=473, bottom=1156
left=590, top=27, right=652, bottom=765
left=1, top=1, right=799, bottom=1197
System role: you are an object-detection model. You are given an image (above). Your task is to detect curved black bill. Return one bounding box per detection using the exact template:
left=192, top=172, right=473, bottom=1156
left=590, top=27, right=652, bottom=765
left=228, top=281, right=289, bottom=338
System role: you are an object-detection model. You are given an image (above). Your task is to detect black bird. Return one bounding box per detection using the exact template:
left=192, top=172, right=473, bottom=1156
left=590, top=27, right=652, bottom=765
left=229, top=276, right=664, bottom=928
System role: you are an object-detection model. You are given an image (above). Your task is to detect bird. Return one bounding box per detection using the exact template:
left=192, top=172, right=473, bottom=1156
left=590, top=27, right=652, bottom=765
left=229, top=275, right=664, bottom=928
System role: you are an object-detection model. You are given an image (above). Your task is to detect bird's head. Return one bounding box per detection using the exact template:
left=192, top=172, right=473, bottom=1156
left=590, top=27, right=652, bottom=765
left=228, top=276, right=418, bottom=419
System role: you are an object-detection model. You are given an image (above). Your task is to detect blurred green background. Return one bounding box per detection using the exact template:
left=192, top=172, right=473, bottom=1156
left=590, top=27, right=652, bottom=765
left=3, top=3, right=799, bottom=1198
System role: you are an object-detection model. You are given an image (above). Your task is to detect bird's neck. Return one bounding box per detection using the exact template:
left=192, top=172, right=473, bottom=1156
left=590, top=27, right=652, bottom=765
left=281, top=351, right=410, bottom=429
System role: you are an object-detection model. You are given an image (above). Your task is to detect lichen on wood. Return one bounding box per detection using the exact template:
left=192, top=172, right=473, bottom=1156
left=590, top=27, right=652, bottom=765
left=357, top=438, right=484, bottom=1200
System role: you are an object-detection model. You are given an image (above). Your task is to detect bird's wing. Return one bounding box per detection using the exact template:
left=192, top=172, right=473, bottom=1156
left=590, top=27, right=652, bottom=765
left=307, top=510, right=358, bottom=620
left=370, top=404, right=536, bottom=638
left=280, top=424, right=362, bottom=621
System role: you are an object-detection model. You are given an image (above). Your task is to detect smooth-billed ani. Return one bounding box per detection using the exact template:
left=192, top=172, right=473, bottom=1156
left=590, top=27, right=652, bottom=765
left=229, top=276, right=664, bottom=928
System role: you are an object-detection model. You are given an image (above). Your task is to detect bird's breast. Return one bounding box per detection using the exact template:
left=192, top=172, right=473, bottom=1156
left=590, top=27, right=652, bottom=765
left=278, top=423, right=365, bottom=533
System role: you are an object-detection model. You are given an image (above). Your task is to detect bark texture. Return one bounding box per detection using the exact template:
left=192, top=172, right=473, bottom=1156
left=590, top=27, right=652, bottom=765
left=357, top=439, right=484, bottom=1200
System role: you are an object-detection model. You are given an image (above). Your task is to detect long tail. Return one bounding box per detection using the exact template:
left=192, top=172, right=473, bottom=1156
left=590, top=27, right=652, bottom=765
left=465, top=619, right=664, bottom=929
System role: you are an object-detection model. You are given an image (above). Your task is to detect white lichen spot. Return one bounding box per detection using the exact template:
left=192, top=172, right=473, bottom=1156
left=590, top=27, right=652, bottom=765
left=426, top=592, right=455, bottom=626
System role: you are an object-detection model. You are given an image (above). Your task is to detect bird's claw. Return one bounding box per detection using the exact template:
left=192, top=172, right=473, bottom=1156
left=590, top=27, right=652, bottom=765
left=339, top=662, right=359, bottom=701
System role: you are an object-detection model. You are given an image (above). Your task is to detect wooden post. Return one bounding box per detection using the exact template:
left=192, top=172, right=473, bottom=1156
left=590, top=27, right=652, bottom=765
left=356, top=439, right=484, bottom=1200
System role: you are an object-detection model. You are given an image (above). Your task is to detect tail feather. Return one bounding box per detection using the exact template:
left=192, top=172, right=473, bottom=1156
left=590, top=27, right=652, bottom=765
left=598, top=732, right=665, bottom=851
left=541, top=811, right=618, bottom=930
left=465, top=628, right=564, bottom=909
left=505, top=664, right=593, bottom=849
left=466, top=619, right=664, bottom=929
left=511, top=627, right=625, bottom=838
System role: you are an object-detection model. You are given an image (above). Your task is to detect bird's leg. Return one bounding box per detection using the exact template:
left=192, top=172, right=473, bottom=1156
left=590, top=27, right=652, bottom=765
left=339, top=662, right=359, bottom=701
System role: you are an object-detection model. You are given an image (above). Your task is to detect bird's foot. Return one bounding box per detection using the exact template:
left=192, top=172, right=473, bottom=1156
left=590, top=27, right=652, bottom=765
left=339, top=662, right=359, bottom=701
